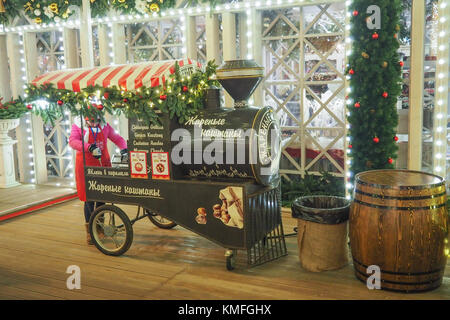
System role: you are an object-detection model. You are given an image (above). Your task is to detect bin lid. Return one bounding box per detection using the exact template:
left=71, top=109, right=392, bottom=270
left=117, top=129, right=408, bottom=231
left=30, top=59, right=201, bottom=92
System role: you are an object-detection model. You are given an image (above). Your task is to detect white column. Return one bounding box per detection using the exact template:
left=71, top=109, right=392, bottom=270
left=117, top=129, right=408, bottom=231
left=98, top=23, right=116, bottom=152
left=63, top=28, right=80, bottom=69
left=80, top=0, right=94, bottom=68
left=0, top=35, right=11, bottom=100
left=249, top=8, right=263, bottom=106
left=98, top=24, right=112, bottom=66
left=222, top=12, right=237, bottom=108
left=0, top=119, right=21, bottom=188
left=112, top=23, right=128, bottom=140
left=24, top=32, right=48, bottom=184
left=185, top=15, right=197, bottom=60
left=408, top=0, right=425, bottom=170
left=205, top=14, right=220, bottom=64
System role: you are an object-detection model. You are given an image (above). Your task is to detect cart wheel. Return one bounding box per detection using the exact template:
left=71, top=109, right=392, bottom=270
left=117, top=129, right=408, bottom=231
left=146, top=210, right=177, bottom=229
left=225, top=249, right=237, bottom=271
left=89, top=205, right=133, bottom=256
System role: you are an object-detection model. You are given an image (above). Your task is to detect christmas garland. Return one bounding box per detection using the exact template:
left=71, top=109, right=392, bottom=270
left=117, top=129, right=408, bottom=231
left=0, top=1, right=21, bottom=26
left=110, top=0, right=176, bottom=15
left=0, top=97, right=30, bottom=120
left=346, top=0, right=402, bottom=175
left=22, top=0, right=81, bottom=25
left=0, top=0, right=229, bottom=26
left=23, top=60, right=219, bottom=125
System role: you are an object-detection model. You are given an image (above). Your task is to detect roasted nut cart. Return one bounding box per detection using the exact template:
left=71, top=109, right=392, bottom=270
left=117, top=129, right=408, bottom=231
left=32, top=59, right=287, bottom=270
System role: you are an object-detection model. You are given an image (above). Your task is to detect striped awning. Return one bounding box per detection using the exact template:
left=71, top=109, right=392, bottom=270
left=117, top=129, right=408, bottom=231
left=31, top=59, right=201, bottom=92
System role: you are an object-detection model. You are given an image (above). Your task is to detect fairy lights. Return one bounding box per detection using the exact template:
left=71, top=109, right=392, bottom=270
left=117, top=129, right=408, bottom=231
left=433, top=0, right=449, bottom=177
left=344, top=0, right=353, bottom=199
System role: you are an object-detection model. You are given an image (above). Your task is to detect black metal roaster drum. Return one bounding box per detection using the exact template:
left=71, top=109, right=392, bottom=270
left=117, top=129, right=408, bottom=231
left=170, top=59, right=282, bottom=187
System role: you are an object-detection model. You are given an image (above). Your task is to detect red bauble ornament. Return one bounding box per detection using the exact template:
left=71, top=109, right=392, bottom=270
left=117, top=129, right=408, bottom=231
left=348, top=144, right=353, bottom=149
left=96, top=104, right=104, bottom=110
left=354, top=102, right=361, bottom=108
left=373, top=137, right=379, bottom=143
left=123, top=98, right=128, bottom=103
left=160, top=95, right=167, bottom=100
left=182, top=86, right=188, bottom=92
left=394, top=136, right=399, bottom=142
left=399, top=61, right=404, bottom=67
left=26, top=104, right=32, bottom=110
left=382, top=92, right=388, bottom=98
left=57, top=100, right=63, bottom=106
left=372, top=32, right=379, bottom=40
left=103, top=92, right=109, bottom=99
left=388, top=158, right=393, bottom=164
left=349, top=68, right=355, bottom=75
left=352, top=10, right=359, bottom=16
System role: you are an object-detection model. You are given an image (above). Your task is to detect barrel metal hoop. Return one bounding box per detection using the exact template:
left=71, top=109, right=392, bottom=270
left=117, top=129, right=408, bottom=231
left=353, top=199, right=446, bottom=211
left=355, top=178, right=445, bottom=191
left=353, top=258, right=443, bottom=276
left=354, top=268, right=443, bottom=286
left=354, top=189, right=447, bottom=200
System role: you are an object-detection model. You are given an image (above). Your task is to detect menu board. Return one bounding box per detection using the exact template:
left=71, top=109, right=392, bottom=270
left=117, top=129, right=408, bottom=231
left=128, top=114, right=172, bottom=179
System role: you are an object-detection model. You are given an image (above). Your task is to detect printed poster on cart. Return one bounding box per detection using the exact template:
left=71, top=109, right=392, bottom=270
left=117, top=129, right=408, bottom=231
left=130, top=151, right=148, bottom=179
left=151, top=152, right=170, bottom=180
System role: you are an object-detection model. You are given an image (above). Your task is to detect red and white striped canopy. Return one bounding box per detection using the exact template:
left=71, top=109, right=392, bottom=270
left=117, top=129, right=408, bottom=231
left=31, top=59, right=201, bottom=92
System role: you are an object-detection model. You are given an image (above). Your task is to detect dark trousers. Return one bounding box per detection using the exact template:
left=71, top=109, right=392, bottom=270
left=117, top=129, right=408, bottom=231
left=84, top=201, right=105, bottom=223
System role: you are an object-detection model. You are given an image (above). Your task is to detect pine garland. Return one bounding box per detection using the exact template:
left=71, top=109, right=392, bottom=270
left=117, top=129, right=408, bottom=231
left=21, top=0, right=82, bottom=25
left=23, top=60, right=219, bottom=125
left=0, top=0, right=221, bottom=26
left=0, top=97, right=30, bottom=120
left=346, top=0, right=403, bottom=176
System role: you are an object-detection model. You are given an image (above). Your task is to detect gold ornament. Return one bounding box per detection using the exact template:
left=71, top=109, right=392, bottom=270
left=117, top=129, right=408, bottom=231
left=49, top=3, right=59, bottom=14
left=361, top=52, right=369, bottom=59
left=159, top=0, right=163, bottom=3
left=118, top=0, right=125, bottom=3
left=382, top=61, right=388, bottom=68
left=34, top=17, right=42, bottom=24
left=150, top=3, right=159, bottom=12
left=395, top=24, right=400, bottom=32
left=24, top=2, right=33, bottom=12
left=62, top=10, right=69, bottom=19
left=0, top=0, right=5, bottom=13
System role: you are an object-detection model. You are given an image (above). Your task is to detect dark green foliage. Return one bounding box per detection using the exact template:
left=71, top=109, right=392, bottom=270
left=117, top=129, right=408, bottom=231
left=347, top=0, right=403, bottom=176
left=16, top=60, right=218, bottom=125
left=281, top=171, right=345, bottom=207
left=0, top=97, right=29, bottom=120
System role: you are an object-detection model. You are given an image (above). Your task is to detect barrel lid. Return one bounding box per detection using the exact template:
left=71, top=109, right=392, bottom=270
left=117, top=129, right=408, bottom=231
left=355, top=169, right=445, bottom=190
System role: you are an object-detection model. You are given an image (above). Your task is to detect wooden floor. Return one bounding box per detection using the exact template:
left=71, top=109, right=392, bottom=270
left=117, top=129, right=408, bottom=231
left=0, top=184, right=76, bottom=217
left=0, top=199, right=449, bottom=300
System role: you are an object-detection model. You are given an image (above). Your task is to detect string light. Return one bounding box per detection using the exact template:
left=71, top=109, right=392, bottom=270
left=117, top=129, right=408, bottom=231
left=344, top=0, right=353, bottom=198
left=18, top=32, right=37, bottom=184
left=433, top=0, right=449, bottom=177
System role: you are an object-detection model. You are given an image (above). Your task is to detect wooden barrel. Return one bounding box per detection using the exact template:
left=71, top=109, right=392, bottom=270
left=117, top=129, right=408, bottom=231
left=349, top=169, right=448, bottom=292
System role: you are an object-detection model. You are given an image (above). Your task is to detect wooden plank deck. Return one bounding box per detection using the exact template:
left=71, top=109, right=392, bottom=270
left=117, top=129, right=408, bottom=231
left=0, top=184, right=76, bottom=218
left=0, top=199, right=449, bottom=300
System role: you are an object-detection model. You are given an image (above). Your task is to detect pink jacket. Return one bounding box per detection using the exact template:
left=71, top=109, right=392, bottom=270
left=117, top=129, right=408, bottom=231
left=69, top=117, right=127, bottom=153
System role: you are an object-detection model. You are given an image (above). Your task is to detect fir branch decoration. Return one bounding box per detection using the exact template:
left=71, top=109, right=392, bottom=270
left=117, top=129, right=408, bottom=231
left=346, top=0, right=403, bottom=176
left=23, top=60, right=219, bottom=126
left=22, top=0, right=82, bottom=25
left=0, top=97, right=30, bottom=120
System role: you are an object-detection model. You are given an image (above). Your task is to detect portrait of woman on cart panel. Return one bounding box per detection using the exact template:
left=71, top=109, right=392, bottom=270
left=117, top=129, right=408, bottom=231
left=69, top=116, right=128, bottom=245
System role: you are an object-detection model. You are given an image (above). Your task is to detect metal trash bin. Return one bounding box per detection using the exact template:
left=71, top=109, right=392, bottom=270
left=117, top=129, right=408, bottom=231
left=292, top=196, right=350, bottom=272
